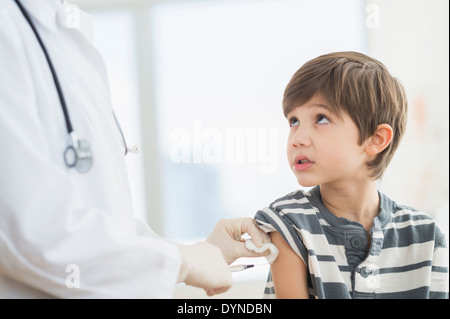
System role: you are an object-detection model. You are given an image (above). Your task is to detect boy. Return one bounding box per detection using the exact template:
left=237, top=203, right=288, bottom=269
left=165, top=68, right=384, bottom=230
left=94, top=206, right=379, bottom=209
left=254, top=51, right=448, bottom=299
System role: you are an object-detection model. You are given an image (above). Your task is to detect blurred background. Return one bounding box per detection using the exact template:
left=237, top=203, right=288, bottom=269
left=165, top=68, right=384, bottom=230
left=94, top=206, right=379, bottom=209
left=72, top=0, right=449, bottom=298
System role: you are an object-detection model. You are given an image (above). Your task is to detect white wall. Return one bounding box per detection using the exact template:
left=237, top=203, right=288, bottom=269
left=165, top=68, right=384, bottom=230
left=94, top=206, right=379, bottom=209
left=367, top=0, right=449, bottom=239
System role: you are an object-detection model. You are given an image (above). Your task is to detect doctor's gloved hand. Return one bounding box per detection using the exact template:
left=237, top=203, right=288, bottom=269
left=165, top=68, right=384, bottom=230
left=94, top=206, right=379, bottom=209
left=206, top=218, right=271, bottom=264
left=177, top=242, right=233, bottom=296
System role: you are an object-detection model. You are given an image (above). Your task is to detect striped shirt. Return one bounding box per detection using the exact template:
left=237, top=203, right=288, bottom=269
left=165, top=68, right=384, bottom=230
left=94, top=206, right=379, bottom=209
left=254, top=186, right=449, bottom=299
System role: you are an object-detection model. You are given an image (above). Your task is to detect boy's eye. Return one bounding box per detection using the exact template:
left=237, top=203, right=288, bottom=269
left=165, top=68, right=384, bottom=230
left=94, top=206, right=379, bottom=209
left=289, top=117, right=299, bottom=127
left=317, top=114, right=330, bottom=124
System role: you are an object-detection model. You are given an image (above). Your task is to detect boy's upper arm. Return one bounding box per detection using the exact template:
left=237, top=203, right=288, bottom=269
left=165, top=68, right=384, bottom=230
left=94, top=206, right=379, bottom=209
left=270, top=231, right=309, bottom=299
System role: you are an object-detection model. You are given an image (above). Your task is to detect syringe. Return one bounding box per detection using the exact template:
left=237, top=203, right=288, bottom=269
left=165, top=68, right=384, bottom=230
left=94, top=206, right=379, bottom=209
left=229, top=264, right=255, bottom=272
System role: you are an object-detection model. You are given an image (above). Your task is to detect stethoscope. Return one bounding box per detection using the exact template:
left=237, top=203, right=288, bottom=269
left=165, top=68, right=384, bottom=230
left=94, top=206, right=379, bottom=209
left=14, top=0, right=138, bottom=173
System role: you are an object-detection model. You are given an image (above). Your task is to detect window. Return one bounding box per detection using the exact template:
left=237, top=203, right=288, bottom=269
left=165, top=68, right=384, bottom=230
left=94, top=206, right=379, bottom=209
left=91, top=11, right=147, bottom=221
left=149, top=0, right=367, bottom=239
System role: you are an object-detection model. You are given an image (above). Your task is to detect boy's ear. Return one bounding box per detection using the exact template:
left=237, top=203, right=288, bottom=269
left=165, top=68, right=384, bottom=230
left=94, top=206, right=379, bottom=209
left=365, top=124, right=393, bottom=156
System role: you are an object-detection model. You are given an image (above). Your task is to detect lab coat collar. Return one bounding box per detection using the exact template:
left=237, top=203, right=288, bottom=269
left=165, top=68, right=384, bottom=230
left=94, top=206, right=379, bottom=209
left=19, top=0, right=60, bottom=33
left=19, top=0, right=94, bottom=43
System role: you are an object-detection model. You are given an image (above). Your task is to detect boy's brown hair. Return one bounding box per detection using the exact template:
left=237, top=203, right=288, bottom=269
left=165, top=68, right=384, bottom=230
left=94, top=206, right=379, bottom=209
left=283, top=51, right=408, bottom=179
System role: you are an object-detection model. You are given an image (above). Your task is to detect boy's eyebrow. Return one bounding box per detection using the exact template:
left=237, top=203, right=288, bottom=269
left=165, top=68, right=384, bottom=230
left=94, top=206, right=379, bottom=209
left=309, top=103, right=332, bottom=110
left=286, top=101, right=341, bottom=117
left=306, top=102, right=342, bottom=118
left=306, top=103, right=337, bottom=114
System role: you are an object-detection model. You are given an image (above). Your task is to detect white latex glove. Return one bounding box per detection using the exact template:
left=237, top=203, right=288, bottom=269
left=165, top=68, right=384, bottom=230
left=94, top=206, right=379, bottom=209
left=177, top=242, right=233, bottom=296
left=206, top=218, right=271, bottom=264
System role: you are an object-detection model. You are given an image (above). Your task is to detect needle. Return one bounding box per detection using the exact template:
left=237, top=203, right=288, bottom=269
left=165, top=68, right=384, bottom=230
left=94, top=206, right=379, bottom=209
left=229, top=264, right=255, bottom=272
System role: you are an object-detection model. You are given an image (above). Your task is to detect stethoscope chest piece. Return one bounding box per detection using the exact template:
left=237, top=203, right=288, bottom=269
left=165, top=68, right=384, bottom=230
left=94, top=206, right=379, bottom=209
left=64, top=137, right=92, bottom=173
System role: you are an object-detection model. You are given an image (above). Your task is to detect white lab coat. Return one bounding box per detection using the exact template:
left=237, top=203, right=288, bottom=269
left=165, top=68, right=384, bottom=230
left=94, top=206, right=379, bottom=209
left=0, top=0, right=180, bottom=298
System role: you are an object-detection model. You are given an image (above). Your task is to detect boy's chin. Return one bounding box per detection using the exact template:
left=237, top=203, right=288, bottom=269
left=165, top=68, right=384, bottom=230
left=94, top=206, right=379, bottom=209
left=296, top=177, right=318, bottom=188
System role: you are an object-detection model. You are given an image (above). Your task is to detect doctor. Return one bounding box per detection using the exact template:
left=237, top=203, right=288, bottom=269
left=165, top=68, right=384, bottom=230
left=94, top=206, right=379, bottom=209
left=0, top=0, right=270, bottom=298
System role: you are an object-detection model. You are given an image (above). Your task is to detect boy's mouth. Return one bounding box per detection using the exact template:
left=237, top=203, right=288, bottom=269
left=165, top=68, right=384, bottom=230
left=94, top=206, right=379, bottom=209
left=293, top=155, right=314, bottom=171
left=294, top=155, right=313, bottom=164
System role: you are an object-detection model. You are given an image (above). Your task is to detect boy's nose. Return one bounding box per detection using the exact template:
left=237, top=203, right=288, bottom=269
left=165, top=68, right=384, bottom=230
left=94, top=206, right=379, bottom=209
left=291, top=127, right=311, bottom=148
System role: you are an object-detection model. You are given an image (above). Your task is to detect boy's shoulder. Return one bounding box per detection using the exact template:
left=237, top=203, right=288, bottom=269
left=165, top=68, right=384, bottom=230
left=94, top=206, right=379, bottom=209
left=383, top=192, right=437, bottom=222
left=254, top=187, right=321, bottom=233
left=254, top=188, right=318, bottom=261
left=381, top=193, right=447, bottom=246
left=267, top=188, right=314, bottom=210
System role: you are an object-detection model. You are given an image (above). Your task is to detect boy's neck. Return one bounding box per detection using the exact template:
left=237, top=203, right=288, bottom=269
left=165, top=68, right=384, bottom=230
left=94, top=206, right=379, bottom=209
left=319, top=181, right=380, bottom=232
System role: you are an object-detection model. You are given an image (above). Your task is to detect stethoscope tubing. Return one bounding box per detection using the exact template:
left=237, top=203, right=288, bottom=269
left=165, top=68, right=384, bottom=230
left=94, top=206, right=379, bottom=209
left=13, top=0, right=134, bottom=172
left=14, top=0, right=74, bottom=135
